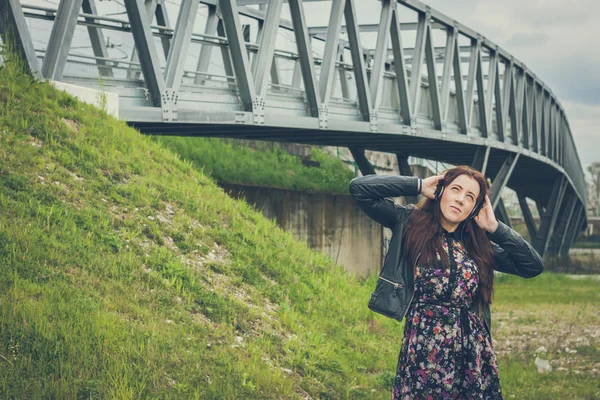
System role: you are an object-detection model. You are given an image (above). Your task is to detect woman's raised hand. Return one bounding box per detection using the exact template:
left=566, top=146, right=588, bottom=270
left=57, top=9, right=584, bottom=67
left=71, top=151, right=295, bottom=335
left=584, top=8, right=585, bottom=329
left=421, top=175, right=444, bottom=200
left=474, top=195, right=499, bottom=233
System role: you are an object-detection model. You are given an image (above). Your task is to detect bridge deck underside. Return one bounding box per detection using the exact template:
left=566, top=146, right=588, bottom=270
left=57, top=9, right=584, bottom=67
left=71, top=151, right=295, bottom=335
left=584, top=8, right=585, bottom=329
left=131, top=122, right=558, bottom=205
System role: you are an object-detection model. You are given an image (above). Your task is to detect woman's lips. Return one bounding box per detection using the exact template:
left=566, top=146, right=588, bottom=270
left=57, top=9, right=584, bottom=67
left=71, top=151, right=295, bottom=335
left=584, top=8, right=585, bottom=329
left=450, top=206, right=461, bottom=213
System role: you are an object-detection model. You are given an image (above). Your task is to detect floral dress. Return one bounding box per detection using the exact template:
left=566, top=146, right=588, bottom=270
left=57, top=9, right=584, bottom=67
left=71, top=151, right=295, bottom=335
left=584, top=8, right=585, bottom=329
left=393, top=230, right=503, bottom=400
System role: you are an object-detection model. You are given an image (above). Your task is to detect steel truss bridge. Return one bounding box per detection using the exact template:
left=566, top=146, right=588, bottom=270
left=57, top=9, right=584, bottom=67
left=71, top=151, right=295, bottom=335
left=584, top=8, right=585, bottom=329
left=0, top=0, right=588, bottom=257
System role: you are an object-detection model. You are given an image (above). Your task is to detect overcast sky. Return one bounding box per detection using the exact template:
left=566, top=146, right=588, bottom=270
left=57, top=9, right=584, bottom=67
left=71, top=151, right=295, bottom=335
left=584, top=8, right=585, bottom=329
left=413, top=0, right=599, bottom=171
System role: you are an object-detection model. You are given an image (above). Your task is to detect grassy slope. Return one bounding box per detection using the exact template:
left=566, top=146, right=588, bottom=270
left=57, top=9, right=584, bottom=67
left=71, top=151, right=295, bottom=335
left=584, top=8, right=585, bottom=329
left=0, top=57, right=404, bottom=399
left=154, top=137, right=355, bottom=194
left=0, top=58, right=598, bottom=399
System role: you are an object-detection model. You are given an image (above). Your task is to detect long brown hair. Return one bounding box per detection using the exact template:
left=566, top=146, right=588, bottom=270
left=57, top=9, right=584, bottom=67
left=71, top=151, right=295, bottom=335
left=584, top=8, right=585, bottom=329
left=403, top=166, right=496, bottom=304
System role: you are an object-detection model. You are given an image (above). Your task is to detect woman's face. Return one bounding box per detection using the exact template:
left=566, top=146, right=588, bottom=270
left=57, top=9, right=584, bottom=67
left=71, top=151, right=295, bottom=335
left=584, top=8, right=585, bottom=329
left=439, top=174, right=481, bottom=228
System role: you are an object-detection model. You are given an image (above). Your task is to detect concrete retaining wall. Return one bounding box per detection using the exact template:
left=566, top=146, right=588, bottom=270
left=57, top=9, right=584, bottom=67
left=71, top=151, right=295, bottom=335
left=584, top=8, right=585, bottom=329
left=219, top=182, right=383, bottom=277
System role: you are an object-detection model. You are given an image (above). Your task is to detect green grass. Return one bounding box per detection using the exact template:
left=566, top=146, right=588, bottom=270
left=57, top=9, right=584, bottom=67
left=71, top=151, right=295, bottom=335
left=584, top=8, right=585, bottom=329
left=0, top=53, right=598, bottom=399
left=0, top=49, right=403, bottom=399
left=154, top=136, right=355, bottom=194
left=493, top=273, right=600, bottom=399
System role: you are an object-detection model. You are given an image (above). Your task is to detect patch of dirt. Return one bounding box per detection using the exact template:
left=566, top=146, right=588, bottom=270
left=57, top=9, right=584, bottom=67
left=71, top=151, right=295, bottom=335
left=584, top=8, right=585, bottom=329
left=493, top=307, right=600, bottom=376
left=61, top=118, right=80, bottom=133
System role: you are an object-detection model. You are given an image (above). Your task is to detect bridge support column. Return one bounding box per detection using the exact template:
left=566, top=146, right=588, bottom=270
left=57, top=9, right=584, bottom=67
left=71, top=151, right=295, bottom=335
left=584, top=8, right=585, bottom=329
left=560, top=206, right=584, bottom=257
left=471, top=146, right=490, bottom=175
left=41, top=0, right=84, bottom=80
left=349, top=147, right=375, bottom=176
left=489, top=153, right=519, bottom=209
left=396, top=154, right=418, bottom=204
left=534, top=175, right=568, bottom=257
left=0, top=0, right=42, bottom=79
left=517, top=194, right=538, bottom=242
left=549, top=193, right=577, bottom=256
left=495, top=197, right=512, bottom=229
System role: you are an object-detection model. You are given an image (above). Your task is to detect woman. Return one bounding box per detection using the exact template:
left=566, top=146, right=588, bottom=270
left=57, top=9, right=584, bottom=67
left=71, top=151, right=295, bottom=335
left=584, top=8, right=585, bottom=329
left=349, top=165, right=543, bottom=400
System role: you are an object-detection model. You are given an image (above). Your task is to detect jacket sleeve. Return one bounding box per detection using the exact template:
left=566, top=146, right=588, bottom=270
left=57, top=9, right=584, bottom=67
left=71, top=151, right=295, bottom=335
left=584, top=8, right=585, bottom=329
left=349, top=174, right=419, bottom=229
left=487, top=221, right=544, bottom=278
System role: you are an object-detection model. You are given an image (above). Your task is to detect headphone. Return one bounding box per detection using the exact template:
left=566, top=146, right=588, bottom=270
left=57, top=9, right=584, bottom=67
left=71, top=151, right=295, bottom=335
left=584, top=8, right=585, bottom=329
left=434, top=181, right=485, bottom=220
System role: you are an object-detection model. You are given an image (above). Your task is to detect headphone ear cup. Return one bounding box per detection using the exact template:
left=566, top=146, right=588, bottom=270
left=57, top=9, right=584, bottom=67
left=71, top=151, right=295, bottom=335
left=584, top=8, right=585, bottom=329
left=468, top=199, right=484, bottom=219
left=435, top=184, right=444, bottom=200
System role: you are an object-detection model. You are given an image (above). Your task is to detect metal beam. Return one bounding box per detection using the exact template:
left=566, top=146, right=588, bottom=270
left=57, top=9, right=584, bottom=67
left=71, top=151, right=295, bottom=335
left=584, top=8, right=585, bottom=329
left=216, top=19, right=236, bottom=89
left=81, top=0, right=113, bottom=77
left=508, top=69, right=519, bottom=145
left=439, top=26, right=455, bottom=128
left=464, top=38, right=479, bottom=129
left=518, top=194, right=537, bottom=242
left=389, top=6, right=411, bottom=125
left=475, top=47, right=488, bottom=137
left=550, top=193, right=577, bottom=255
left=126, top=0, right=157, bottom=80
left=41, top=0, right=84, bottom=80
left=536, top=176, right=568, bottom=256
left=218, top=0, right=256, bottom=111
left=409, top=11, right=427, bottom=119
left=501, top=60, right=512, bottom=140
left=155, top=0, right=171, bottom=57
left=349, top=147, right=375, bottom=176
left=560, top=206, right=583, bottom=257
left=521, top=76, right=531, bottom=149
left=485, top=49, right=498, bottom=135
left=471, top=146, right=490, bottom=175
left=288, top=0, right=320, bottom=117
left=164, top=0, right=199, bottom=90
left=194, top=4, right=218, bottom=85
left=308, top=21, right=445, bottom=35
left=123, top=0, right=165, bottom=107
left=252, top=0, right=284, bottom=97
left=424, top=23, right=442, bottom=130
left=396, top=154, right=417, bottom=204
left=369, top=0, right=394, bottom=112
left=335, top=44, right=349, bottom=99
left=0, top=0, right=42, bottom=78
left=495, top=198, right=512, bottom=229
left=452, top=33, right=467, bottom=134
left=318, top=0, right=345, bottom=104
left=489, top=154, right=519, bottom=209
left=344, top=0, right=371, bottom=121
left=493, top=55, right=504, bottom=141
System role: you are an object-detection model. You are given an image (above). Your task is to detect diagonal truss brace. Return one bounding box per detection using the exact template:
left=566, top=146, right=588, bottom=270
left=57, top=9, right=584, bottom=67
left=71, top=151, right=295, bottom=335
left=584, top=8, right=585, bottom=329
left=535, top=175, right=568, bottom=256
left=489, top=153, right=520, bottom=210
left=397, top=154, right=418, bottom=204
left=81, top=0, right=113, bottom=77
left=517, top=194, right=538, bottom=242
left=124, top=0, right=166, bottom=107
left=162, top=0, right=200, bottom=121
left=349, top=147, right=376, bottom=176
left=42, top=0, right=84, bottom=81
left=0, top=0, right=42, bottom=79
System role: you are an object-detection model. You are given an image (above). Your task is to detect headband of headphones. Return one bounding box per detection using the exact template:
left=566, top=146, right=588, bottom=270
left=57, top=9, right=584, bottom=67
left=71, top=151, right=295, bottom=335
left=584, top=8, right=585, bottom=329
left=434, top=180, right=485, bottom=220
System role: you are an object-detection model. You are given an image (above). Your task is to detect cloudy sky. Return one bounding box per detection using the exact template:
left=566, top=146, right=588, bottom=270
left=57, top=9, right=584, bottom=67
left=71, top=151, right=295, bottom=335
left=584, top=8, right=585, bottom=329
left=416, top=0, right=599, bottom=171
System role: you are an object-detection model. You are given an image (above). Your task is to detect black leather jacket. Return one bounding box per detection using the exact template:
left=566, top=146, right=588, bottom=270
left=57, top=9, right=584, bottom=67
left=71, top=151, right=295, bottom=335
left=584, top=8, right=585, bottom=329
left=349, top=174, right=544, bottom=334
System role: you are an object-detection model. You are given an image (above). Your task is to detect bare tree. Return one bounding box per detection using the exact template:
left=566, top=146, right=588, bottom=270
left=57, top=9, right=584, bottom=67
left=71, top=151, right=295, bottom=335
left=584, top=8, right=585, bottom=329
left=587, top=162, right=600, bottom=217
